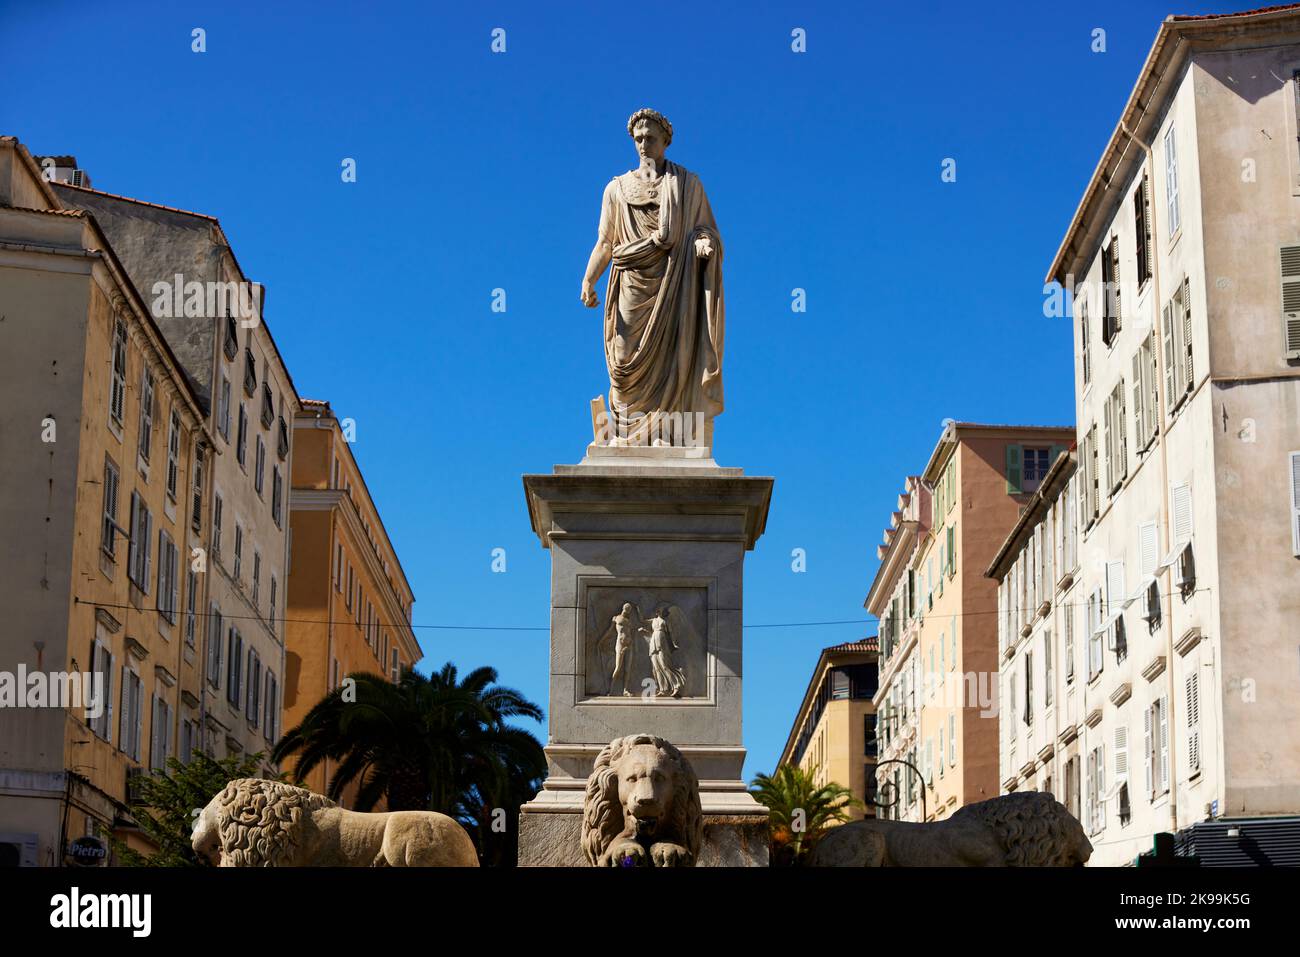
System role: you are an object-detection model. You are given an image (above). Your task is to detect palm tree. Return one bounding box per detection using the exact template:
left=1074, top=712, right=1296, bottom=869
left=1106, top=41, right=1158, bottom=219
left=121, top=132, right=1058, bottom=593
left=750, top=764, right=863, bottom=866
left=272, top=663, right=545, bottom=862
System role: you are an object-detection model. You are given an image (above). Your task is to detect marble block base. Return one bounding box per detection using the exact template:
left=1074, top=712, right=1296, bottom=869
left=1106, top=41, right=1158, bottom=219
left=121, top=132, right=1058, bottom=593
left=517, top=448, right=773, bottom=867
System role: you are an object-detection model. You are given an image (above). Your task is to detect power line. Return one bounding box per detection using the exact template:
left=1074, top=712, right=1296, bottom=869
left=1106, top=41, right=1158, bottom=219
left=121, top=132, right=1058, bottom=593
left=71, top=597, right=874, bottom=633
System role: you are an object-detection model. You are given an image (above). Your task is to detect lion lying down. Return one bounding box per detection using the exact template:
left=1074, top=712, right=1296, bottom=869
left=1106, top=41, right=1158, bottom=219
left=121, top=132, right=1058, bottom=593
left=193, top=778, right=479, bottom=867
left=810, top=791, right=1093, bottom=867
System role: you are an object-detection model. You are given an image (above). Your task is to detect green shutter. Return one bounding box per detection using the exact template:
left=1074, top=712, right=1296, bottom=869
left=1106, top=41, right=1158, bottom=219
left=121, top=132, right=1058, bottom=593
left=1006, top=444, right=1023, bottom=494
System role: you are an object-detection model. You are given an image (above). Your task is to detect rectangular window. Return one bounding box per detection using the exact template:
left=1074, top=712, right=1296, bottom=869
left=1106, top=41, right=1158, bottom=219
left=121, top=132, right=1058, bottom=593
left=1101, top=237, right=1121, bottom=346
left=1079, top=295, right=1091, bottom=386
left=948, top=713, right=956, bottom=766
left=254, top=435, right=266, bottom=496
left=88, top=635, right=115, bottom=742
left=184, top=568, right=198, bottom=646
left=227, top=628, right=243, bottom=707
left=247, top=649, right=261, bottom=727
left=269, top=575, right=278, bottom=633
left=212, top=492, right=223, bottom=558
left=252, top=551, right=261, bottom=610
left=165, top=409, right=181, bottom=500
left=236, top=404, right=248, bottom=466
left=218, top=374, right=232, bottom=440
left=234, top=524, right=243, bottom=580
left=391, top=648, right=399, bottom=682
left=1186, top=672, right=1201, bottom=775
left=1024, top=651, right=1033, bottom=727
left=1043, top=630, right=1053, bottom=708
left=334, top=544, right=343, bottom=591
left=265, top=672, right=278, bottom=741
left=119, top=666, right=143, bottom=761
left=157, top=530, right=178, bottom=624
left=271, top=466, right=283, bottom=527
left=150, top=695, right=172, bottom=772
left=1290, top=452, right=1300, bottom=557
left=127, top=492, right=153, bottom=591
left=207, top=606, right=223, bottom=689
left=191, top=444, right=204, bottom=533
left=138, top=370, right=155, bottom=463
left=101, top=457, right=120, bottom=557
left=110, top=320, right=128, bottom=425
left=1135, top=173, right=1151, bottom=286
left=1164, top=125, right=1180, bottom=237
left=1105, top=381, right=1127, bottom=493
left=1281, top=245, right=1300, bottom=359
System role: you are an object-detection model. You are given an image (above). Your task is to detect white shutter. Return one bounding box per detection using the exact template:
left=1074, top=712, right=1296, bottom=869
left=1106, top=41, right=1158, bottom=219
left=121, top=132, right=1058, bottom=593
left=1097, top=743, right=1106, bottom=830
left=1186, top=673, right=1201, bottom=774
left=1158, top=696, right=1170, bottom=793
left=1290, top=452, right=1300, bottom=557
left=1182, top=277, right=1194, bottom=390
left=1131, top=351, right=1145, bottom=446
left=104, top=651, right=116, bottom=744
left=1284, top=246, right=1300, bottom=358
left=1103, top=396, right=1114, bottom=491
left=1114, top=725, right=1129, bottom=780
left=1162, top=302, right=1176, bottom=408
left=1172, top=484, right=1193, bottom=544
left=1106, top=560, right=1125, bottom=612
left=1165, top=126, right=1180, bottom=235
left=1144, top=705, right=1154, bottom=797
left=1140, top=522, right=1159, bottom=576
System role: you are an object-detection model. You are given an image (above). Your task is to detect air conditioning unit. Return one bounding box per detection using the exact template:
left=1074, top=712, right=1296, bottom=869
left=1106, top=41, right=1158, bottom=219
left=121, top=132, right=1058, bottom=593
left=0, top=832, right=38, bottom=867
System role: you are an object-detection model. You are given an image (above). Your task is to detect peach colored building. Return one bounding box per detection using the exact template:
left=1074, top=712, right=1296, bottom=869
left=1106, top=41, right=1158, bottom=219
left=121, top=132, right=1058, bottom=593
left=871, top=422, right=1073, bottom=821
left=282, top=400, right=420, bottom=804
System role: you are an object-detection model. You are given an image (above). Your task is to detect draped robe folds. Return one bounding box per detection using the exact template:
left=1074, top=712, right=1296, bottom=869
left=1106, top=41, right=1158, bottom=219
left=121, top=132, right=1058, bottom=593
left=597, top=161, right=724, bottom=448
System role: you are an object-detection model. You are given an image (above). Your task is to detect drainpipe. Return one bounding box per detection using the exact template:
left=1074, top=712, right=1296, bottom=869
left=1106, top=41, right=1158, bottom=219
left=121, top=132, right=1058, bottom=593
left=1119, top=98, right=1179, bottom=836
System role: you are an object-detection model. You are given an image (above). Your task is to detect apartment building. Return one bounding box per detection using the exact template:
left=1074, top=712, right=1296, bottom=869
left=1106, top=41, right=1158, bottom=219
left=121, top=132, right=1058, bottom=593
left=0, top=138, right=211, bottom=865
left=871, top=422, right=1073, bottom=822
left=283, top=400, right=420, bottom=803
left=778, top=639, right=879, bottom=820
left=51, top=172, right=301, bottom=771
left=986, top=451, right=1084, bottom=823
left=1045, top=6, right=1300, bottom=864
left=864, top=476, right=928, bottom=821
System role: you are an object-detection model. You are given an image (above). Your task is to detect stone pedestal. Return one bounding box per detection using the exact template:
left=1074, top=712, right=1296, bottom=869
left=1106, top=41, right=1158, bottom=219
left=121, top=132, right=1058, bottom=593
left=517, top=445, right=773, bottom=866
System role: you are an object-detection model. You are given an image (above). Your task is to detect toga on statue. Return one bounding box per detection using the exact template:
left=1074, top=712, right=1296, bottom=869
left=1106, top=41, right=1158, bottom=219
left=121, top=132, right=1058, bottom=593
left=581, top=109, right=724, bottom=449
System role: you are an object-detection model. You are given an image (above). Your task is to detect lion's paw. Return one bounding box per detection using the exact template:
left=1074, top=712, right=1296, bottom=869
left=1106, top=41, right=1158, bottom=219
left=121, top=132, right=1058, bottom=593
left=650, top=842, right=691, bottom=868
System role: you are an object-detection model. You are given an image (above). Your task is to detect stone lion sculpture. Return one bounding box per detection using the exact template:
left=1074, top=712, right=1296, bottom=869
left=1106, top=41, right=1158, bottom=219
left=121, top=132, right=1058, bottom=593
left=192, top=778, right=479, bottom=867
left=809, top=791, right=1093, bottom=867
left=582, top=733, right=703, bottom=867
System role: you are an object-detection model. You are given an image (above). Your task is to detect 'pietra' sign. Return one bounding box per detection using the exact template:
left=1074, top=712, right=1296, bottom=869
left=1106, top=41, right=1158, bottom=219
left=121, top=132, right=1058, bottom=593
left=67, top=836, right=107, bottom=866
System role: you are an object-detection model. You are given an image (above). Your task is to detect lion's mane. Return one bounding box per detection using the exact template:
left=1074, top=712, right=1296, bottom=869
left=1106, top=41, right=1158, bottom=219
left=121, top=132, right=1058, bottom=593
left=211, top=778, right=335, bottom=867
left=581, top=733, right=703, bottom=866
left=950, top=791, right=1093, bottom=866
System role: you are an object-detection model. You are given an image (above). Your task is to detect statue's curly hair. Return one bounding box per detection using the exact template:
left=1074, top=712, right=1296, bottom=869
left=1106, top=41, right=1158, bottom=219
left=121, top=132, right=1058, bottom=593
left=581, top=733, right=702, bottom=866
left=951, top=791, right=1093, bottom=866
left=212, top=778, right=335, bottom=867
left=627, top=108, right=673, bottom=145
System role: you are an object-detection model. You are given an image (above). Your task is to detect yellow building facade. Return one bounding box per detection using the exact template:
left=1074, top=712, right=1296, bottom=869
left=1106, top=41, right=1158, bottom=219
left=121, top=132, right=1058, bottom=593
left=0, top=138, right=212, bottom=864
left=778, top=640, right=879, bottom=820
left=283, top=400, right=420, bottom=803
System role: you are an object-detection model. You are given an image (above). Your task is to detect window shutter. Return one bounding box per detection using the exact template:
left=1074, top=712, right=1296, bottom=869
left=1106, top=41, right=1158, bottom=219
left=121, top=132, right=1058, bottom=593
left=1290, top=452, right=1300, bottom=557
left=1114, top=724, right=1129, bottom=779
left=1158, top=696, right=1170, bottom=793
left=143, top=508, right=153, bottom=594
left=1134, top=182, right=1147, bottom=283
left=1182, top=277, right=1194, bottom=390
left=1112, top=241, right=1122, bottom=333
left=105, top=652, right=116, bottom=745
left=1131, top=351, right=1145, bottom=447
left=1006, top=444, right=1022, bottom=494
left=127, top=493, right=140, bottom=581
left=119, top=666, right=130, bottom=751
left=1106, top=560, right=1125, bottom=614
left=1140, top=521, right=1159, bottom=576
left=1103, top=398, right=1114, bottom=490
left=1186, top=672, right=1201, bottom=774
left=1172, top=484, right=1193, bottom=544
left=1162, top=302, right=1176, bottom=409
left=1280, top=247, right=1300, bottom=358
left=1144, top=705, right=1154, bottom=797
left=1097, top=743, right=1106, bottom=829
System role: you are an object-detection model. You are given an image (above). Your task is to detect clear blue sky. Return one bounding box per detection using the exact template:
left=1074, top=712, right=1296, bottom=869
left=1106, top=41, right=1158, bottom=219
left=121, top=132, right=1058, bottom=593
left=1, top=0, right=1238, bottom=779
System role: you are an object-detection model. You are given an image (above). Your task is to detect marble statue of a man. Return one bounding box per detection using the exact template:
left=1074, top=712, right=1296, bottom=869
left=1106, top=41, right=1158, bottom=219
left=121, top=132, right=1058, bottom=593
left=580, top=109, right=724, bottom=449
